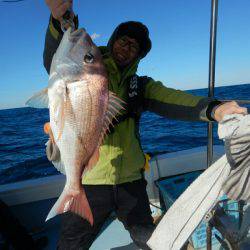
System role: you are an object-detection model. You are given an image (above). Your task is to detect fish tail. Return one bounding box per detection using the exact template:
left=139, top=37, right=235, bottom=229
left=45, top=187, right=94, bottom=225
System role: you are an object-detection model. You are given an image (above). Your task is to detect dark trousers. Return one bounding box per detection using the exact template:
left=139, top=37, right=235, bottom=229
left=57, top=178, right=155, bottom=250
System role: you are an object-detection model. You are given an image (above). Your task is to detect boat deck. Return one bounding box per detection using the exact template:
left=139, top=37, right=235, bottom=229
left=40, top=216, right=140, bottom=250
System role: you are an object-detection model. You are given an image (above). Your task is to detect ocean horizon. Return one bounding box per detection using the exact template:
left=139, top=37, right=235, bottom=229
left=0, top=83, right=249, bottom=185
left=1, top=82, right=249, bottom=111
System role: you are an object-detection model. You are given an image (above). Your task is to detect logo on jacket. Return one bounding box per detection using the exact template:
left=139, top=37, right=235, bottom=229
left=129, top=76, right=138, bottom=98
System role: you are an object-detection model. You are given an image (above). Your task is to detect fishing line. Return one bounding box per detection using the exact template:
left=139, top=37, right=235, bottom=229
left=1, top=0, right=27, bottom=2
left=149, top=201, right=164, bottom=211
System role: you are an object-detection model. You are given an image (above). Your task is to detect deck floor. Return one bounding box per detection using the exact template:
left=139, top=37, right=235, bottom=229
left=43, top=218, right=140, bottom=250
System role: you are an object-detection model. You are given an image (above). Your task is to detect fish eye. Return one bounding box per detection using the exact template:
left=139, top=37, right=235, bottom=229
left=84, top=52, right=94, bottom=63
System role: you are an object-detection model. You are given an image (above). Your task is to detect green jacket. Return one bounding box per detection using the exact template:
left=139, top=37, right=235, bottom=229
left=44, top=17, right=217, bottom=185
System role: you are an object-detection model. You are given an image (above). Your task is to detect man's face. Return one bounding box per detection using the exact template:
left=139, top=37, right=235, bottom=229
left=112, top=36, right=140, bottom=67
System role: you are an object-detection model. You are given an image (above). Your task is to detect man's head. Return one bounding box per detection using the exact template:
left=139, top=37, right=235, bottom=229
left=108, top=21, right=152, bottom=67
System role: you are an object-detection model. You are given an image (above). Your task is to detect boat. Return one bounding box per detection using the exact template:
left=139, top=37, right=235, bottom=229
left=3, top=144, right=250, bottom=249
left=2, top=143, right=250, bottom=249
left=0, top=146, right=225, bottom=250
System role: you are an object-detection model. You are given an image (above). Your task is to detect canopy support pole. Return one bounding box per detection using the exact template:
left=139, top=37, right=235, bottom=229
left=207, top=0, right=219, bottom=168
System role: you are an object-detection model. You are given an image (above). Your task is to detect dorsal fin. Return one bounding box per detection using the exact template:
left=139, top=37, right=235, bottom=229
left=101, top=91, right=126, bottom=140
left=83, top=91, right=126, bottom=173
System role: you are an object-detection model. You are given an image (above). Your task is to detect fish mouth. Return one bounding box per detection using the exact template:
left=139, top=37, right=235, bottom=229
left=69, top=28, right=86, bottom=37
left=71, top=28, right=86, bottom=35
left=69, top=28, right=94, bottom=47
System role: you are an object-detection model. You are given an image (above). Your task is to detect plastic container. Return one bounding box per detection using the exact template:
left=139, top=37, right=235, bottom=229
left=156, top=171, right=239, bottom=249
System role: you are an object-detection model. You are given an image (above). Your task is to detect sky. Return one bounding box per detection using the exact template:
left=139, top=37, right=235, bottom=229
left=0, top=0, right=249, bottom=109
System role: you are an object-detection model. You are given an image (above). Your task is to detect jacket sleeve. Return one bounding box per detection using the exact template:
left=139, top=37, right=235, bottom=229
left=43, top=15, right=78, bottom=74
left=143, top=78, right=221, bottom=122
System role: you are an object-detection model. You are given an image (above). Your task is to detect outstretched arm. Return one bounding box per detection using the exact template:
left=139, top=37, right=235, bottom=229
left=143, top=78, right=247, bottom=122
left=143, top=78, right=217, bottom=122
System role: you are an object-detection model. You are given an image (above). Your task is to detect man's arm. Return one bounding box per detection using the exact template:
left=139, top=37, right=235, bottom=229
left=43, top=17, right=63, bottom=73
left=143, top=78, right=248, bottom=122
left=43, top=0, right=77, bottom=73
left=43, top=15, right=78, bottom=73
left=143, top=78, right=220, bottom=122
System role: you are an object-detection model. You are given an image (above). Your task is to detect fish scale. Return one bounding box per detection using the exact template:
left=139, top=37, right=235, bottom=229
left=26, top=27, right=125, bottom=225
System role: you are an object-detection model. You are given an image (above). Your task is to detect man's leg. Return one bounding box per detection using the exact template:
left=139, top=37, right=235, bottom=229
left=116, top=179, right=155, bottom=250
left=57, top=184, right=114, bottom=250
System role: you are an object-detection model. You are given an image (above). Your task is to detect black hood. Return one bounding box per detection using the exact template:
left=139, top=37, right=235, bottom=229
left=107, top=21, right=152, bottom=59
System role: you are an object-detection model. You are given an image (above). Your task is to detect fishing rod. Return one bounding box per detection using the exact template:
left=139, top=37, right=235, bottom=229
left=207, top=0, right=218, bottom=169
left=207, top=1, right=218, bottom=248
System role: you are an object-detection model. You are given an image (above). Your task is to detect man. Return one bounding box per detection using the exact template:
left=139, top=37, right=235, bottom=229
left=44, top=1, right=247, bottom=249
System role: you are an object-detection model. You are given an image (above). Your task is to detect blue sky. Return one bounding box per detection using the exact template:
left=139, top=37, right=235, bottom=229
left=0, top=0, right=249, bottom=109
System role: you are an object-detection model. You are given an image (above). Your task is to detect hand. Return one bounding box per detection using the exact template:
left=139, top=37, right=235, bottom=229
left=45, top=0, right=74, bottom=22
left=214, top=101, right=248, bottom=122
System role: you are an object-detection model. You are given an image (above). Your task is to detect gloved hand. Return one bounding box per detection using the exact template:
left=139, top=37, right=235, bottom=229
left=44, top=122, right=61, bottom=162
left=46, top=139, right=61, bottom=162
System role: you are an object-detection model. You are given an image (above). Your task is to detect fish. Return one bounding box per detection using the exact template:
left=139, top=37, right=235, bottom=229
left=26, top=27, right=124, bottom=225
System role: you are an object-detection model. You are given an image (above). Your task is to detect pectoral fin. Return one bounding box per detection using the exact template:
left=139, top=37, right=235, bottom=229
left=25, top=88, right=49, bottom=108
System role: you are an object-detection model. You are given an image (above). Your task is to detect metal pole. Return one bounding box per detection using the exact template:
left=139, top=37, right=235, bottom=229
left=207, top=0, right=219, bottom=168
left=206, top=223, right=212, bottom=250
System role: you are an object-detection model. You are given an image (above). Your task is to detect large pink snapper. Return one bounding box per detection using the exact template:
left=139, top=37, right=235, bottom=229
left=26, top=27, right=124, bottom=225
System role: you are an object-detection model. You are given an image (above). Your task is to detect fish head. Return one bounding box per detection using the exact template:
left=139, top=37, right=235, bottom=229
left=53, top=28, right=107, bottom=82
